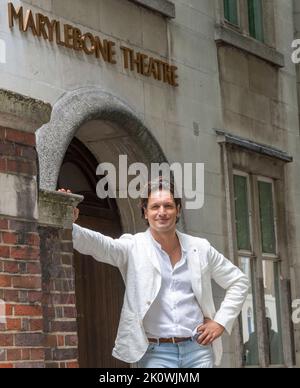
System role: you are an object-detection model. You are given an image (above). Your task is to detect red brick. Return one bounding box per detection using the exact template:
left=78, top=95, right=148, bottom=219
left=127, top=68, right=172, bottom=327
left=4, top=262, right=19, bottom=274
left=53, top=348, right=77, bottom=361
left=10, top=247, right=39, bottom=260
left=17, top=145, right=37, bottom=161
left=66, top=361, right=79, bottom=368
left=6, top=159, right=37, bottom=176
left=0, top=274, right=12, bottom=287
left=12, top=276, right=41, bottom=290
left=61, top=229, right=72, bottom=241
left=8, top=220, right=37, bottom=233
left=27, top=291, right=42, bottom=303
left=6, top=318, right=21, bottom=331
left=5, top=304, right=13, bottom=316
left=46, top=335, right=58, bottom=347
left=30, top=348, right=44, bottom=360
left=3, top=289, right=19, bottom=302
left=14, top=305, right=42, bottom=317
left=51, top=321, right=77, bottom=333
left=22, top=349, right=30, bottom=360
left=15, top=361, right=44, bottom=368
left=0, top=334, right=13, bottom=346
left=0, top=219, right=9, bottom=230
left=26, top=263, right=41, bottom=275
left=5, top=129, right=36, bottom=147
left=0, top=246, right=10, bottom=258
left=0, top=127, right=6, bottom=140
left=29, top=319, right=43, bottom=331
left=0, top=363, right=13, bottom=368
left=27, top=233, right=40, bottom=246
left=2, top=231, right=39, bottom=246
left=65, top=335, right=78, bottom=347
left=0, top=143, right=18, bottom=157
left=0, top=349, right=5, bottom=361
left=15, top=333, right=44, bottom=347
left=0, top=158, right=7, bottom=172
left=0, top=143, right=35, bottom=161
left=57, top=335, right=64, bottom=347
left=49, top=293, right=75, bottom=305
left=46, top=362, right=60, bottom=368
left=2, top=232, right=18, bottom=244
left=7, top=349, right=22, bottom=361
left=63, top=307, right=77, bottom=319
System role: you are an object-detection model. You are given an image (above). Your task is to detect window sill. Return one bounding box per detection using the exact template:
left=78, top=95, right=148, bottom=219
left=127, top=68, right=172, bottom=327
left=128, top=0, right=175, bottom=18
left=215, top=24, right=285, bottom=68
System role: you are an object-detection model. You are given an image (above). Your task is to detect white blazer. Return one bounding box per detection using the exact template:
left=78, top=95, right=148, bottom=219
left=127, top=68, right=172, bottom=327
left=72, top=224, right=249, bottom=366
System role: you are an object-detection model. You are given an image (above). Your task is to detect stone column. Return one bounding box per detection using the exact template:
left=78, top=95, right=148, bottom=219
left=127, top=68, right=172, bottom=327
left=0, top=88, right=51, bottom=367
left=38, top=191, right=83, bottom=368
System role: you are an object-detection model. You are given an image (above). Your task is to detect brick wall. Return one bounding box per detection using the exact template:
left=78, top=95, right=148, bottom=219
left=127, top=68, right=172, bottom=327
left=39, top=226, right=78, bottom=368
left=38, top=190, right=83, bottom=369
left=0, top=126, right=44, bottom=368
left=0, top=89, right=83, bottom=368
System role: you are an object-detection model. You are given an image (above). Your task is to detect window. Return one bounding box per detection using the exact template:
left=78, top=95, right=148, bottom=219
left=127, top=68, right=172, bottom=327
left=224, top=0, right=239, bottom=26
left=233, top=173, right=251, bottom=251
left=233, top=173, right=284, bottom=366
left=217, top=132, right=294, bottom=367
left=223, top=0, right=265, bottom=42
left=247, top=0, right=264, bottom=41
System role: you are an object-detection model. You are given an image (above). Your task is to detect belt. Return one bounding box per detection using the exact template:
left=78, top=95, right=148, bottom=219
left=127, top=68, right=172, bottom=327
left=148, top=337, right=192, bottom=344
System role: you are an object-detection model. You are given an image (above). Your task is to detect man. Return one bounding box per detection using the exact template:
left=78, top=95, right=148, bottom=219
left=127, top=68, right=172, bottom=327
left=60, top=180, right=248, bottom=368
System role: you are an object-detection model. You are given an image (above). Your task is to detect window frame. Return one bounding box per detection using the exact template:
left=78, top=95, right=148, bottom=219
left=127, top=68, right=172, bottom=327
left=223, top=0, right=241, bottom=28
left=233, top=170, right=253, bottom=256
left=220, top=141, right=294, bottom=368
left=257, top=176, right=278, bottom=258
left=220, top=0, right=275, bottom=47
left=247, top=0, right=264, bottom=42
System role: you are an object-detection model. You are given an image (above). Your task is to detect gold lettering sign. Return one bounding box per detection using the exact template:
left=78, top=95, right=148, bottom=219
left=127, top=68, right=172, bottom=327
left=7, top=2, right=179, bottom=87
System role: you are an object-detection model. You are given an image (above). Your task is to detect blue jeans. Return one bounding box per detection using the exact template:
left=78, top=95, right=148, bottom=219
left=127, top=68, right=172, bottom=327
left=137, top=339, right=214, bottom=368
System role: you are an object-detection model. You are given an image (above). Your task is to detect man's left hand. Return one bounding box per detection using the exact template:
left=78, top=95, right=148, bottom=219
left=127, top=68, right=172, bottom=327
left=196, top=319, right=225, bottom=346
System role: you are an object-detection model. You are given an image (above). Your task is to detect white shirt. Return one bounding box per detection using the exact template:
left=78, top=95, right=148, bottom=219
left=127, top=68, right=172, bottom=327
left=143, top=231, right=204, bottom=338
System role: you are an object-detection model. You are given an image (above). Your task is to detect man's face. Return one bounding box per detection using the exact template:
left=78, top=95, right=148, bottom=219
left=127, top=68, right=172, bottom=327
left=144, top=190, right=180, bottom=233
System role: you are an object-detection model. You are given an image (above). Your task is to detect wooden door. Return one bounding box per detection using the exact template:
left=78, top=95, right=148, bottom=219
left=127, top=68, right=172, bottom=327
left=75, top=214, right=128, bottom=368
left=58, top=137, right=129, bottom=368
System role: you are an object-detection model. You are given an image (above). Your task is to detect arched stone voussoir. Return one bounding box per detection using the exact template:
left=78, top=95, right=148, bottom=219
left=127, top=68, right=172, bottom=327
left=36, top=87, right=166, bottom=191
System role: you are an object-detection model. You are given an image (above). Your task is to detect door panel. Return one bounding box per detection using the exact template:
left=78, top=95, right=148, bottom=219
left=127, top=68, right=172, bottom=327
left=58, top=137, right=129, bottom=367
left=74, top=215, right=129, bottom=368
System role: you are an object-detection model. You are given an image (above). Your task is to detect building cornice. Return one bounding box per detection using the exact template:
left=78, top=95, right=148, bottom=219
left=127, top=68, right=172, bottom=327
left=216, top=129, right=293, bottom=163
left=129, top=0, right=175, bottom=18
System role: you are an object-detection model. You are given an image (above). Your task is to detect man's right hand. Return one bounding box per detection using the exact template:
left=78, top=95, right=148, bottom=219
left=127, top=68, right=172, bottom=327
left=58, top=189, right=80, bottom=223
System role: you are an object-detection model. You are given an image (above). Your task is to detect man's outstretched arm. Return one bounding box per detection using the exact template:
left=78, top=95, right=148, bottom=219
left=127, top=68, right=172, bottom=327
left=72, top=224, right=132, bottom=269
left=59, top=189, right=132, bottom=269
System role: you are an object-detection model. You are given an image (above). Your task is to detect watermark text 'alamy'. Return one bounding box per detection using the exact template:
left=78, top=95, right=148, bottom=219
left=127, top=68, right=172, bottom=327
left=95, top=156, right=204, bottom=210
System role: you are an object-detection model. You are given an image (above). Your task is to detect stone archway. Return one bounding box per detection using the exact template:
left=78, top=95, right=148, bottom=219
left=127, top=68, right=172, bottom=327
left=36, top=87, right=168, bottom=233
left=36, top=87, right=175, bottom=367
left=35, top=87, right=186, bottom=367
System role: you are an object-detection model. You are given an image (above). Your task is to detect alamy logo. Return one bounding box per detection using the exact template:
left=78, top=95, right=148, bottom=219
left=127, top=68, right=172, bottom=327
left=292, top=299, right=300, bottom=324
left=0, top=299, right=6, bottom=324
left=95, top=156, right=205, bottom=210
left=291, top=40, right=300, bottom=64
